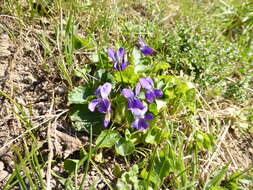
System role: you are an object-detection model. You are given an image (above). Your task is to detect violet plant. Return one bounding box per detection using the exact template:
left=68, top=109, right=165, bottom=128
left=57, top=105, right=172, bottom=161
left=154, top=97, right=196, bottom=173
left=87, top=38, right=163, bottom=130
left=136, top=77, right=163, bottom=103
left=68, top=35, right=197, bottom=161
left=137, top=37, right=154, bottom=56
left=121, top=88, right=145, bottom=110
left=107, top=47, right=127, bottom=71
left=88, top=82, right=112, bottom=127
left=131, top=106, right=154, bottom=130
left=121, top=87, right=154, bottom=130
left=69, top=37, right=166, bottom=136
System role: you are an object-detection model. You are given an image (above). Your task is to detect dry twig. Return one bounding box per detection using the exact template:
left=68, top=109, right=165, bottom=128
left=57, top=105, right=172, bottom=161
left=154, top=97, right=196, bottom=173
left=202, top=122, right=231, bottom=177
left=46, top=92, right=55, bottom=190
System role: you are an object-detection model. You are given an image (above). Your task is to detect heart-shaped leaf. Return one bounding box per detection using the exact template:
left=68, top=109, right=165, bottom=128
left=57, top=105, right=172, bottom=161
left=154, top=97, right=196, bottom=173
left=115, top=138, right=135, bottom=156
left=96, top=130, right=121, bottom=148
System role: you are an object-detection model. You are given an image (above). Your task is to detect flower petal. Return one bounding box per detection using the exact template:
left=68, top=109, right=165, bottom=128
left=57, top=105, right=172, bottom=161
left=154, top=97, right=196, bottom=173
left=128, top=98, right=144, bottom=109
left=95, top=86, right=101, bottom=97
left=132, top=98, right=145, bottom=109
left=138, top=37, right=146, bottom=47
left=121, top=88, right=134, bottom=99
left=98, top=98, right=110, bottom=113
left=139, top=77, right=154, bottom=90
left=118, top=47, right=124, bottom=59
left=88, top=99, right=99, bottom=112
left=146, top=77, right=154, bottom=87
left=133, top=118, right=149, bottom=130
left=145, top=113, right=153, bottom=121
left=103, top=112, right=111, bottom=127
left=153, top=89, right=163, bottom=98
left=145, top=90, right=155, bottom=103
left=132, top=119, right=139, bottom=129
left=135, top=82, right=141, bottom=96
left=103, top=120, right=109, bottom=127
left=141, top=46, right=154, bottom=56
left=120, top=60, right=127, bottom=71
left=131, top=106, right=147, bottom=118
left=100, top=83, right=112, bottom=98
left=107, top=48, right=117, bottom=62
left=114, top=61, right=120, bottom=71
left=114, top=60, right=127, bottom=71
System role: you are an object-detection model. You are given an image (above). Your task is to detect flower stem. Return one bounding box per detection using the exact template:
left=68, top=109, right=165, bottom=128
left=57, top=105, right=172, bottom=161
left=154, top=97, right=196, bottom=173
left=119, top=69, right=124, bottom=84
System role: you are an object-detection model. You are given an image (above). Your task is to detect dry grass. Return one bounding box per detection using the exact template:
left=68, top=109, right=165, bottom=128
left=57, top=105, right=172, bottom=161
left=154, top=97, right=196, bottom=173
left=0, top=0, right=252, bottom=189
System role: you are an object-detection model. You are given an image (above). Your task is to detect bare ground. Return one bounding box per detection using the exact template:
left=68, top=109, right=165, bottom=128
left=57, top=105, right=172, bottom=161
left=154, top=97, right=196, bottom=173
left=0, top=16, right=120, bottom=189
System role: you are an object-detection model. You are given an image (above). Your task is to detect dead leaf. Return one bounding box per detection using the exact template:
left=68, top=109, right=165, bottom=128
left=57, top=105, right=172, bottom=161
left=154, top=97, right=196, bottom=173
left=0, top=33, right=11, bottom=57
left=54, top=130, right=85, bottom=158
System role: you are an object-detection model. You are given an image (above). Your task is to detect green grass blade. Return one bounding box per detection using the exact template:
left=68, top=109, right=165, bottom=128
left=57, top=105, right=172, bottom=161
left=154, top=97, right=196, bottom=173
left=204, top=163, right=230, bottom=189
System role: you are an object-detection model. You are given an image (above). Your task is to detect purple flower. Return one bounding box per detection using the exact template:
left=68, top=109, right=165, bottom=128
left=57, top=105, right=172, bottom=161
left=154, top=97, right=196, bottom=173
left=136, top=77, right=163, bottom=103
left=131, top=106, right=153, bottom=130
left=121, top=88, right=145, bottom=110
left=107, top=47, right=127, bottom=71
left=121, top=88, right=153, bottom=130
left=88, top=82, right=112, bottom=127
left=138, top=37, right=154, bottom=56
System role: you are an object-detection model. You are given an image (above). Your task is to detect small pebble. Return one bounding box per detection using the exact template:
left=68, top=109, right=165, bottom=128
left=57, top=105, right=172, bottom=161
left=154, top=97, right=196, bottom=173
left=1, top=154, right=12, bottom=164
left=91, top=175, right=98, bottom=181
left=90, top=170, right=96, bottom=176
left=55, top=86, right=66, bottom=96
left=0, top=170, right=9, bottom=181
left=98, top=182, right=105, bottom=189
left=52, top=165, right=60, bottom=172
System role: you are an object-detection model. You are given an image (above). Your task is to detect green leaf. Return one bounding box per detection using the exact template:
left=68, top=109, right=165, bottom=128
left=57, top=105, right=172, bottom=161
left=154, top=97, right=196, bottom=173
left=153, top=62, right=170, bottom=73
left=117, top=165, right=148, bottom=190
left=155, top=99, right=167, bottom=111
left=153, top=156, right=171, bottom=182
left=164, top=89, right=176, bottom=100
left=96, top=130, right=121, bottom=148
left=149, top=103, right=158, bottom=115
left=134, top=64, right=147, bottom=73
left=195, top=131, right=214, bottom=151
left=95, top=69, right=116, bottom=87
left=145, top=127, right=161, bottom=144
left=132, top=47, right=148, bottom=73
left=114, top=95, right=130, bottom=123
left=224, top=181, right=238, bottom=190
left=140, top=168, right=161, bottom=188
left=115, top=138, right=135, bottom=156
left=73, top=35, right=93, bottom=50
left=114, top=66, right=139, bottom=85
left=113, top=164, right=122, bottom=178
left=204, top=164, right=230, bottom=189
left=64, top=159, right=79, bottom=174
left=69, top=104, right=104, bottom=135
left=68, top=86, right=93, bottom=104
left=74, top=65, right=92, bottom=78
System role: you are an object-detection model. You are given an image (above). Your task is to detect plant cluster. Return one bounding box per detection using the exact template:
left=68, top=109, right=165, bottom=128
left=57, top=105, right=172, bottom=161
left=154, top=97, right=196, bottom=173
left=67, top=32, right=203, bottom=188
left=88, top=38, right=162, bottom=131
left=1, top=0, right=252, bottom=189
left=69, top=37, right=165, bottom=130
